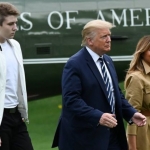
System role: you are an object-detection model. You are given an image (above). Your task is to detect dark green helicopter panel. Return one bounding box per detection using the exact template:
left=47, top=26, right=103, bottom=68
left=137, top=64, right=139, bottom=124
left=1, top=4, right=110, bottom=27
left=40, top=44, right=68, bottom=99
left=6, top=0, right=150, bottom=98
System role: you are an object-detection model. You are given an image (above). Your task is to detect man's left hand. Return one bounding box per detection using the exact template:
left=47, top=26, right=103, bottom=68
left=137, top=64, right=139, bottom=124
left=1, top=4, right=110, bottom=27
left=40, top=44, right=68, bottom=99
left=131, top=112, right=146, bottom=126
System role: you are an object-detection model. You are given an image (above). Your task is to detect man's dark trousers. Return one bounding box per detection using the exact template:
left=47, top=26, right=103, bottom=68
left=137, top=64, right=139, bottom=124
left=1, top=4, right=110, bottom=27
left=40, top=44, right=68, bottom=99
left=0, top=107, right=33, bottom=150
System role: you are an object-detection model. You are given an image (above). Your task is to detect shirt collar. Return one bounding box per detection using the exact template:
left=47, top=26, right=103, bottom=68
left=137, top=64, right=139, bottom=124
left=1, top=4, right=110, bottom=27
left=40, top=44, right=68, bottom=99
left=6, top=39, right=13, bottom=47
left=142, top=60, right=150, bottom=74
left=0, top=39, right=13, bottom=47
left=86, top=46, right=102, bottom=63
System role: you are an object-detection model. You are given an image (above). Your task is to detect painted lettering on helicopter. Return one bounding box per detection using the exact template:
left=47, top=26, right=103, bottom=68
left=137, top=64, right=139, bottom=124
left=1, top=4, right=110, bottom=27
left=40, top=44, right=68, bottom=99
left=19, top=8, right=150, bottom=31
left=20, top=12, right=33, bottom=30
left=48, top=11, right=79, bottom=29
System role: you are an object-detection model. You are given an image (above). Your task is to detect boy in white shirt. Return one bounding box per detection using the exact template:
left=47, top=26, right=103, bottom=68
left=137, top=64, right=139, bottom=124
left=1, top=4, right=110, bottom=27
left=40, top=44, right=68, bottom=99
left=0, top=2, right=33, bottom=150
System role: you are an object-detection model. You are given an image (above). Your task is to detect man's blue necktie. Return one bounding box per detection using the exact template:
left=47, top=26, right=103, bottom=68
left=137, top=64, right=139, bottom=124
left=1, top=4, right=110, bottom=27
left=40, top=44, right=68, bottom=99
left=99, top=57, right=115, bottom=114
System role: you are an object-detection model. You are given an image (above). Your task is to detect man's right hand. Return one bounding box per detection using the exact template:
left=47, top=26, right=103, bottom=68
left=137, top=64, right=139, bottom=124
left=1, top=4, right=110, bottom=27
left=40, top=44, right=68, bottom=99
left=99, top=113, right=117, bottom=128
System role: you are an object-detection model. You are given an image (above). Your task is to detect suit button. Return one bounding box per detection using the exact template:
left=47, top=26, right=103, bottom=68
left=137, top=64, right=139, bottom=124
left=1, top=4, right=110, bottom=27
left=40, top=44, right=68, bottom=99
left=107, top=128, right=110, bottom=130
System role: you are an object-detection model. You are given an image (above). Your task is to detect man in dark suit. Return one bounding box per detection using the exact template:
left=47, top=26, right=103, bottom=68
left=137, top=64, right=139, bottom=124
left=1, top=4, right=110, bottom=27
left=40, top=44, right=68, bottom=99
left=52, top=20, right=146, bottom=150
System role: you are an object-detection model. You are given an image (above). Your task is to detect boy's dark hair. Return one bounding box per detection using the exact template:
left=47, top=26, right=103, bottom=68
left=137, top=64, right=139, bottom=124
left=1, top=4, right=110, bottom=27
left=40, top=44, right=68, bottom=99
left=0, top=2, right=19, bottom=25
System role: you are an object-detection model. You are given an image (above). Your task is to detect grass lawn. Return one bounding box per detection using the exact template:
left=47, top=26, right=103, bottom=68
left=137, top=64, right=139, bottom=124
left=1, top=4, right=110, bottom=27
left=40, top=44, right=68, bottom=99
left=28, top=95, right=62, bottom=150
left=27, top=82, right=125, bottom=150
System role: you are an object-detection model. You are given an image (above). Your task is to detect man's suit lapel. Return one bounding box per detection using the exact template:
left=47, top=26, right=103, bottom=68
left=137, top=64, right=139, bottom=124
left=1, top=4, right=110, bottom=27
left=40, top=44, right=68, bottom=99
left=83, top=48, right=109, bottom=100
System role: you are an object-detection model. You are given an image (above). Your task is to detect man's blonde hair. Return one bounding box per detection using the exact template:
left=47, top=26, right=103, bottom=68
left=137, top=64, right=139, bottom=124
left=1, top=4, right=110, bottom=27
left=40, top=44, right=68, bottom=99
left=81, top=20, right=113, bottom=46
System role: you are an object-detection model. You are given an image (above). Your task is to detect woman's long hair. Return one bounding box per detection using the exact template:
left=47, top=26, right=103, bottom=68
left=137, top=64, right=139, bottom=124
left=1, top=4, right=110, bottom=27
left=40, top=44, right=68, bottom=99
left=127, top=35, right=150, bottom=74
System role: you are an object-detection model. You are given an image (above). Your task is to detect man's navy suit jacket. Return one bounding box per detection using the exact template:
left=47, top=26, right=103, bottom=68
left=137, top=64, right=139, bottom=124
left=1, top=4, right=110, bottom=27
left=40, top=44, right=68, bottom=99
left=52, top=47, right=136, bottom=150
